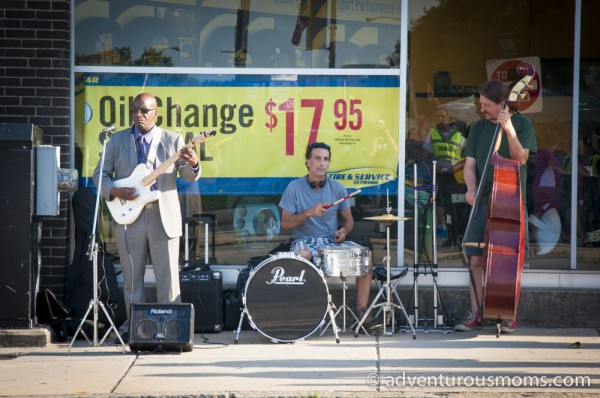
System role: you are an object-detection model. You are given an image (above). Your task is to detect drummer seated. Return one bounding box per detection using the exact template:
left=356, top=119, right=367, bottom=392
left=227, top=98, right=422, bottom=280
left=279, top=142, right=383, bottom=331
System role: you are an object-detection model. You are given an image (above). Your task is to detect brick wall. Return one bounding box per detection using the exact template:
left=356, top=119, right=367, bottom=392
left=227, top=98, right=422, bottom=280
left=0, top=0, right=72, bottom=296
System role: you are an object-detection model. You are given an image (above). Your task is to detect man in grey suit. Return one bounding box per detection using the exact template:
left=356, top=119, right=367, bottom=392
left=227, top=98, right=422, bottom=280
left=93, top=93, right=201, bottom=342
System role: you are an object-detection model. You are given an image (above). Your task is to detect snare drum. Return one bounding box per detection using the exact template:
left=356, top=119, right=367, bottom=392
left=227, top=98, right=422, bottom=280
left=243, top=253, right=329, bottom=343
left=316, top=244, right=370, bottom=277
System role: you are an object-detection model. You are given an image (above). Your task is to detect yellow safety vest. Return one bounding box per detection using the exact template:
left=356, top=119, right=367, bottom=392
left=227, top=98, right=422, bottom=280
left=431, top=127, right=464, bottom=165
left=431, top=128, right=465, bottom=184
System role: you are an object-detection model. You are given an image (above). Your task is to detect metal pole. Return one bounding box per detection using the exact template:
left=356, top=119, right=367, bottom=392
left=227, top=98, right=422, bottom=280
left=432, top=160, right=439, bottom=328
left=413, top=162, right=419, bottom=328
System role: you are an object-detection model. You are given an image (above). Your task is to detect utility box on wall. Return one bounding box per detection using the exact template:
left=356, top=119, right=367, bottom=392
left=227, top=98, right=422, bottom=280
left=0, top=123, right=42, bottom=328
left=36, top=145, right=60, bottom=216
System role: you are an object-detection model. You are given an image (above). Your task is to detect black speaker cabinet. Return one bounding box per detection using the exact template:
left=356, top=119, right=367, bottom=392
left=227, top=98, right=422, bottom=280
left=180, top=270, right=224, bottom=333
left=128, top=303, right=194, bottom=352
left=0, top=124, right=42, bottom=328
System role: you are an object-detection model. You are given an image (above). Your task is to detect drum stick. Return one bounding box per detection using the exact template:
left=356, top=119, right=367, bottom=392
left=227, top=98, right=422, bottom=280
left=324, top=189, right=361, bottom=209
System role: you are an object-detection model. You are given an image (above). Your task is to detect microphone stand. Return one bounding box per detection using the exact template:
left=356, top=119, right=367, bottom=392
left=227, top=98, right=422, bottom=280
left=68, top=131, right=125, bottom=353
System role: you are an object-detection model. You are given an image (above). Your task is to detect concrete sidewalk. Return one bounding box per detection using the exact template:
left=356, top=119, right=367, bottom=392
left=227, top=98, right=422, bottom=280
left=0, top=326, right=598, bottom=397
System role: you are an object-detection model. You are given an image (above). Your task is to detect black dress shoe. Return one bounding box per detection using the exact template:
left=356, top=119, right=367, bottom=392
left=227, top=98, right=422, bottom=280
left=115, top=332, right=128, bottom=345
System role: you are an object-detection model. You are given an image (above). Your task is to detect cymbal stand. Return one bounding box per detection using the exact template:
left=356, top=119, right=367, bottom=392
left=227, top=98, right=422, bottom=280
left=68, top=134, right=125, bottom=353
left=407, top=160, right=452, bottom=333
left=354, top=193, right=416, bottom=339
left=320, top=272, right=366, bottom=335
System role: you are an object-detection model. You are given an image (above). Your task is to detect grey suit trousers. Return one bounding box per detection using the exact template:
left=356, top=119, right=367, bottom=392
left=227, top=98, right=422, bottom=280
left=116, top=203, right=181, bottom=318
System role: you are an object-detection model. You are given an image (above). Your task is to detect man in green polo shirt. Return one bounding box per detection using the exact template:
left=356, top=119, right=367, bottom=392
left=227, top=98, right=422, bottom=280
left=455, top=80, right=537, bottom=334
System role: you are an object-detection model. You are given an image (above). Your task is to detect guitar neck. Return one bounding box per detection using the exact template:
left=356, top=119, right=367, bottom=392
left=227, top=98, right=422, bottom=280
left=140, top=130, right=214, bottom=187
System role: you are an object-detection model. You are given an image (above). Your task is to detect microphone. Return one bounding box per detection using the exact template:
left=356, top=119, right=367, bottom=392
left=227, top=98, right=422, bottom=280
left=98, top=124, right=117, bottom=142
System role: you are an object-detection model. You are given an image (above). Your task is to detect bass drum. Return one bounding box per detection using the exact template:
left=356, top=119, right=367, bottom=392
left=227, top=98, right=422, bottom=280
left=243, top=253, right=329, bottom=343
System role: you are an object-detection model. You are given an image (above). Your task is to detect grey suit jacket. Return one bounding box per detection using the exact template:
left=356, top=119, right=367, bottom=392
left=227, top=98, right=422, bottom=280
left=93, top=126, right=201, bottom=238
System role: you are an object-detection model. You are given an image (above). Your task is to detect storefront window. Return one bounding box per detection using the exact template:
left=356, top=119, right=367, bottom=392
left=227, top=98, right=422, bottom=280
left=74, top=0, right=402, bottom=268
left=407, top=0, right=600, bottom=270
left=577, top=1, right=600, bottom=269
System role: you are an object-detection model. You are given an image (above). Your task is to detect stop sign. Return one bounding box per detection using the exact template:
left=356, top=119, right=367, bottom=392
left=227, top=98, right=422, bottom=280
left=488, top=58, right=542, bottom=113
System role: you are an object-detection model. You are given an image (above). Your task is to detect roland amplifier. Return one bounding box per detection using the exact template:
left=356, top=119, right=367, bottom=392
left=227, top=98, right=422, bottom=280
left=128, top=303, right=194, bottom=352
left=180, top=269, right=224, bottom=333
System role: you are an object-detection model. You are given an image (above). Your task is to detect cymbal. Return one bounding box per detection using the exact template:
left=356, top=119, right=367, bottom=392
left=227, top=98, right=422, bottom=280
left=364, top=213, right=411, bottom=222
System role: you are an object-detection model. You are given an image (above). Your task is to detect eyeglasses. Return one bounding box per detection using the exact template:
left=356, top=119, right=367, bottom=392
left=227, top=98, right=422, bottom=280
left=130, top=107, right=156, bottom=115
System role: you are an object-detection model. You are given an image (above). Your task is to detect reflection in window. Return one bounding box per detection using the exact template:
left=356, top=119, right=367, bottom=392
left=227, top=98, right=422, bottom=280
left=75, top=0, right=401, bottom=69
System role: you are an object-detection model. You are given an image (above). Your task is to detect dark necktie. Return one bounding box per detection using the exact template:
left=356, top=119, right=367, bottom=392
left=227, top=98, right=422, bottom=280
left=136, top=136, right=147, bottom=164
left=136, top=136, right=156, bottom=191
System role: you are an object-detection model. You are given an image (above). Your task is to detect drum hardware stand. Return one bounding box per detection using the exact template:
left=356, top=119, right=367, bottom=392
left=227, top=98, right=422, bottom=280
left=233, top=294, right=246, bottom=344
left=320, top=272, right=366, bottom=335
left=357, top=192, right=416, bottom=339
left=405, top=160, right=453, bottom=334
left=69, top=130, right=125, bottom=353
left=326, top=295, right=341, bottom=343
left=314, top=290, right=345, bottom=340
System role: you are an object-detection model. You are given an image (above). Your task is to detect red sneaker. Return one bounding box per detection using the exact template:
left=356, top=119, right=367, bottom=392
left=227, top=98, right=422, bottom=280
left=454, top=311, right=482, bottom=332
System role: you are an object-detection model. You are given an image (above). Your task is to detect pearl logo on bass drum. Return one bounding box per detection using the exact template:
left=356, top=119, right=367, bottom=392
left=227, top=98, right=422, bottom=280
left=266, top=267, right=306, bottom=285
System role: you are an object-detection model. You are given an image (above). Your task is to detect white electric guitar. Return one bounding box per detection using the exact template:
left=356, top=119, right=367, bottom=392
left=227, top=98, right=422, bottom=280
left=106, top=129, right=216, bottom=225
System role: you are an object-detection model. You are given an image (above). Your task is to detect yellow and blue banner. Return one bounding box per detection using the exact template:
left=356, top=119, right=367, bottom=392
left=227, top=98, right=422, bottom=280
left=75, top=73, right=400, bottom=195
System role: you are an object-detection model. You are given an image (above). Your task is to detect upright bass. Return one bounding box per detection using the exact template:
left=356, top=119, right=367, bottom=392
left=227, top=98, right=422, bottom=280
left=461, top=64, right=536, bottom=335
